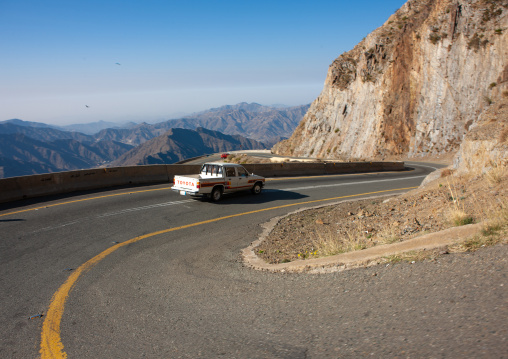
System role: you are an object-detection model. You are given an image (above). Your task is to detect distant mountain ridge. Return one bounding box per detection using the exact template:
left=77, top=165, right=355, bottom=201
left=0, top=121, right=92, bottom=142
left=0, top=133, right=133, bottom=178
left=111, top=127, right=265, bottom=166
left=59, top=120, right=139, bottom=135
left=93, top=103, right=309, bottom=148
left=0, top=103, right=308, bottom=178
left=165, top=102, right=309, bottom=147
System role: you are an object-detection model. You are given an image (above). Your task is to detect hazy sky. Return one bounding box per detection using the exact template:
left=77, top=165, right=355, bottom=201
left=1, top=0, right=406, bottom=125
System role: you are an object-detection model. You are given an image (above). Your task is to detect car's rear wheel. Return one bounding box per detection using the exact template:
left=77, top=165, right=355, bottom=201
left=251, top=182, right=262, bottom=195
left=211, top=187, right=223, bottom=202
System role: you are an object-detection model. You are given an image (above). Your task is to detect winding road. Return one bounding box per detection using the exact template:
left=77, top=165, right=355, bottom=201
left=1, top=162, right=506, bottom=358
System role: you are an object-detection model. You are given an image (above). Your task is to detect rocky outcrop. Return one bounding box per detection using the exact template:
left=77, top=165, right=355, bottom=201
left=453, top=96, right=508, bottom=173
left=273, top=0, right=507, bottom=161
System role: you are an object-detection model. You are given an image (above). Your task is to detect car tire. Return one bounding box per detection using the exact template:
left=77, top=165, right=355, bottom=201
left=211, top=187, right=223, bottom=202
left=251, top=182, right=262, bottom=195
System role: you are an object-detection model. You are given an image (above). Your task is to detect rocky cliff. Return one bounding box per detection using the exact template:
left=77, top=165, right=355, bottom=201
left=453, top=96, right=507, bottom=173
left=273, top=0, right=507, bottom=161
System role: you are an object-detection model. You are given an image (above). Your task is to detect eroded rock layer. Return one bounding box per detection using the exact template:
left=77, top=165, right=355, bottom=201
left=273, top=0, right=507, bottom=161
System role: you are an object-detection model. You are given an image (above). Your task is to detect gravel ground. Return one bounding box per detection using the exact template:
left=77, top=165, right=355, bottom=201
left=256, top=169, right=507, bottom=264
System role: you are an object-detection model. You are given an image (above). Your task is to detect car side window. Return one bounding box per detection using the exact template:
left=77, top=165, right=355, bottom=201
left=237, top=167, right=248, bottom=177
left=225, top=167, right=235, bottom=177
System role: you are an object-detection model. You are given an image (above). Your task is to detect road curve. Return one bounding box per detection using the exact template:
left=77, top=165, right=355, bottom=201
left=1, top=162, right=507, bottom=358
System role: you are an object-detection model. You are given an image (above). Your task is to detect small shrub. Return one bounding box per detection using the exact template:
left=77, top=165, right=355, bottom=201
left=429, top=33, right=441, bottom=44
left=481, top=223, right=502, bottom=237
left=484, top=96, right=493, bottom=105
left=448, top=210, right=474, bottom=226
left=445, top=177, right=474, bottom=227
left=459, top=236, right=485, bottom=251
left=482, top=9, right=491, bottom=22
left=468, top=34, right=481, bottom=50
left=495, top=28, right=503, bottom=34
left=441, top=168, right=454, bottom=177
left=489, top=82, right=497, bottom=88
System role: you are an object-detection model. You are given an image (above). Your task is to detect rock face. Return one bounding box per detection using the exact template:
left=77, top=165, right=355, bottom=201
left=273, top=0, right=507, bottom=161
left=453, top=96, right=508, bottom=173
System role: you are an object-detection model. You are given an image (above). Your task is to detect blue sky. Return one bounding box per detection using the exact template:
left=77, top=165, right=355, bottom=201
left=1, top=0, right=406, bottom=125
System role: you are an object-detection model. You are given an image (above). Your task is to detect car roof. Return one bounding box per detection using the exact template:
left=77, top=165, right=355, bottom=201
left=203, top=162, right=242, bottom=167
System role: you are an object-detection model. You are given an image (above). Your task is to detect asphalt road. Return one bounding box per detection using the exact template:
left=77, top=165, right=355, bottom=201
left=1, top=162, right=506, bottom=358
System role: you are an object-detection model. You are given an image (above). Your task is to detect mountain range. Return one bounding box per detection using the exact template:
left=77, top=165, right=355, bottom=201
left=111, top=127, right=265, bottom=166
left=94, top=102, right=309, bottom=148
left=0, top=103, right=308, bottom=178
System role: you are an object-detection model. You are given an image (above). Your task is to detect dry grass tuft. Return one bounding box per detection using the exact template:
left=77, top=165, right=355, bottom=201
left=485, top=163, right=506, bottom=185
left=447, top=209, right=474, bottom=226
left=376, top=222, right=401, bottom=244
left=444, top=177, right=475, bottom=226
left=314, top=231, right=344, bottom=257
left=314, top=227, right=369, bottom=256
left=450, top=200, right=508, bottom=253
left=383, top=249, right=442, bottom=264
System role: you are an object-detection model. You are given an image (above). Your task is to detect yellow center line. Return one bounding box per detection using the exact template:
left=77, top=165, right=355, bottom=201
left=40, top=186, right=417, bottom=358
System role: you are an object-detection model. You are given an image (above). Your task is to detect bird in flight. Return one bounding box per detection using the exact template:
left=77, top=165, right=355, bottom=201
left=115, top=62, right=121, bottom=65
left=85, top=105, right=89, bottom=108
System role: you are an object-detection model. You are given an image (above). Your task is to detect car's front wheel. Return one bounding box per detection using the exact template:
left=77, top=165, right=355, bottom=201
left=251, top=182, right=262, bottom=195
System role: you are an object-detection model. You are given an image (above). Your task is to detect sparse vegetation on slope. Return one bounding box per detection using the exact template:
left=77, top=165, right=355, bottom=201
left=256, top=165, right=507, bottom=265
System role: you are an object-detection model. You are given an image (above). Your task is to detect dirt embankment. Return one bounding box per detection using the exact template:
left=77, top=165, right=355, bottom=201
left=255, top=169, right=506, bottom=266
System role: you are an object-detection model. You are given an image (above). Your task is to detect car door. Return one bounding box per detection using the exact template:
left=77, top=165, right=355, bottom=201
left=224, top=166, right=237, bottom=192
left=230, top=166, right=250, bottom=192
